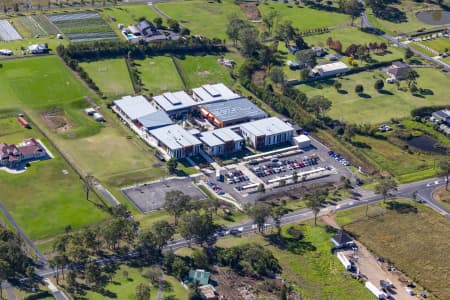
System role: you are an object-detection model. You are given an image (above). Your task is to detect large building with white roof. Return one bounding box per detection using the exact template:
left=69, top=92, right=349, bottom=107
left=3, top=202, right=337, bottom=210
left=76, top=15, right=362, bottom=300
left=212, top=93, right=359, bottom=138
left=152, top=91, right=196, bottom=118
left=148, top=124, right=202, bottom=159
left=199, top=97, right=267, bottom=128
left=240, top=117, right=294, bottom=149
left=192, top=83, right=240, bottom=103
left=198, top=127, right=244, bottom=156
left=113, top=95, right=157, bottom=122
left=311, top=61, right=348, bottom=77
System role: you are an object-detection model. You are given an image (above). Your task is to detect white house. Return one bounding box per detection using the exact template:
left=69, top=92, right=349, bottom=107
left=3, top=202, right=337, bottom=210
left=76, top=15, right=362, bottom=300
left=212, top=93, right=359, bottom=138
left=28, top=44, right=48, bottom=54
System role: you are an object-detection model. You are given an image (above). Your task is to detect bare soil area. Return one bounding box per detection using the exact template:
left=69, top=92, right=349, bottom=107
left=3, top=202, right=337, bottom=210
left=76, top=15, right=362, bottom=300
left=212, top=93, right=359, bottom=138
left=240, top=3, right=261, bottom=21
left=41, top=109, right=71, bottom=132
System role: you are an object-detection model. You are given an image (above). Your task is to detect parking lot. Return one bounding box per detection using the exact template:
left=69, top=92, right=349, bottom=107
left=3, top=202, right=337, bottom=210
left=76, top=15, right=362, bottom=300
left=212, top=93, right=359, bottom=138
left=206, top=136, right=354, bottom=204
left=122, top=178, right=206, bottom=212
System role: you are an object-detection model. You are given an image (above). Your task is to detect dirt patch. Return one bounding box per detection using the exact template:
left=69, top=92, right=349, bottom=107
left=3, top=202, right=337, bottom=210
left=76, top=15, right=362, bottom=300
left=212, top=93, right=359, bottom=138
left=41, top=109, right=72, bottom=132
left=240, top=3, right=261, bottom=21
left=251, top=70, right=266, bottom=86
left=212, top=267, right=292, bottom=300
left=197, top=71, right=211, bottom=76
left=321, top=213, right=341, bottom=230
left=433, top=185, right=450, bottom=206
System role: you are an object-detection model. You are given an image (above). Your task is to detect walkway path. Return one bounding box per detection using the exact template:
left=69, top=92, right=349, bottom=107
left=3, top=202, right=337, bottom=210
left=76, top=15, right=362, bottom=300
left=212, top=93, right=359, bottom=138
left=1, top=281, right=17, bottom=300
left=44, top=278, right=70, bottom=300
left=156, top=265, right=165, bottom=300
left=148, top=2, right=170, bottom=20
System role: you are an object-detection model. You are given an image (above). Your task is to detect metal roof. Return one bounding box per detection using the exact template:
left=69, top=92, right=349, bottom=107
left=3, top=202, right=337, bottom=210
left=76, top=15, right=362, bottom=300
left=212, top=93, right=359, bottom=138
left=114, top=95, right=156, bottom=120
left=240, top=117, right=294, bottom=136
left=199, top=127, right=243, bottom=147
left=137, top=111, right=173, bottom=130
left=149, top=124, right=202, bottom=150
left=201, top=97, right=267, bottom=123
left=313, top=61, right=348, bottom=73
left=152, top=91, right=196, bottom=112
left=192, top=83, right=240, bottom=103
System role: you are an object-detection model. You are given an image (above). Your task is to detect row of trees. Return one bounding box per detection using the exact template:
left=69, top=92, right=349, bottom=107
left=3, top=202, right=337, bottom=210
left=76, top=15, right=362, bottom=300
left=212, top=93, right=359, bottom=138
left=0, top=227, right=32, bottom=298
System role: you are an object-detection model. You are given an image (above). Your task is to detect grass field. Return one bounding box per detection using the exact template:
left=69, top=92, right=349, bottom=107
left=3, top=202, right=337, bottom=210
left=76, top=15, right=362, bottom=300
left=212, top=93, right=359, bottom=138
left=0, top=117, right=108, bottom=240
left=173, top=55, right=234, bottom=89
left=80, top=58, right=134, bottom=97
left=215, top=223, right=373, bottom=299
left=100, top=5, right=161, bottom=26
left=136, top=56, right=185, bottom=95
left=155, top=0, right=244, bottom=40
left=336, top=199, right=450, bottom=299
left=351, top=134, right=436, bottom=179
left=366, top=1, right=446, bottom=35
left=421, top=38, right=450, bottom=53
left=0, top=56, right=94, bottom=109
left=297, top=68, right=450, bottom=124
left=83, top=265, right=188, bottom=300
left=304, top=27, right=405, bottom=64
left=259, top=2, right=350, bottom=31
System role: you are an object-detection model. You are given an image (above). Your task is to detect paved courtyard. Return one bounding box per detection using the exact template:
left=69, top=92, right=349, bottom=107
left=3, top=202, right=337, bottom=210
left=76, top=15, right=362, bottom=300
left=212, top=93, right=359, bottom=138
left=122, top=177, right=206, bottom=212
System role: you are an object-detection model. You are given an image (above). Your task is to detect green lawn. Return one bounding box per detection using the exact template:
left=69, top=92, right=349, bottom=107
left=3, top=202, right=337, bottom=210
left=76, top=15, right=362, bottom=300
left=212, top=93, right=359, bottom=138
left=304, top=27, right=404, bottom=64
left=100, top=5, right=161, bottom=26
left=259, top=2, right=350, bottom=31
left=366, top=1, right=445, bottom=36
left=80, top=59, right=134, bottom=97
left=297, top=68, right=450, bottom=124
left=83, top=265, right=188, bottom=300
left=136, top=56, right=185, bottom=95
left=173, top=55, right=234, bottom=89
left=0, top=56, right=93, bottom=109
left=155, top=0, right=244, bottom=40
left=351, top=134, right=436, bottom=179
left=421, top=38, right=450, bottom=53
left=0, top=117, right=108, bottom=240
left=216, top=224, right=373, bottom=299
left=337, top=199, right=450, bottom=300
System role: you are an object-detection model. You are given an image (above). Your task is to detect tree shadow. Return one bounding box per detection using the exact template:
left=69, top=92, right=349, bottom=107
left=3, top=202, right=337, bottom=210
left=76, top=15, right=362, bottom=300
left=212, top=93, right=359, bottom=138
left=358, top=93, right=372, bottom=98
left=378, top=6, right=407, bottom=23
left=337, top=89, right=348, bottom=94
left=386, top=201, right=418, bottom=214
left=266, top=234, right=316, bottom=255
left=378, top=90, right=393, bottom=95
left=420, top=88, right=433, bottom=95
left=163, top=280, right=174, bottom=292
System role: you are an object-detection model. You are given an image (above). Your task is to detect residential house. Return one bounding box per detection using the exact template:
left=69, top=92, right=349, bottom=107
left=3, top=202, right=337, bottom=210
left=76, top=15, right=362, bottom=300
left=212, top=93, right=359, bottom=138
left=0, top=138, right=47, bottom=169
left=386, top=61, right=410, bottom=80
left=28, top=44, right=48, bottom=54
left=432, top=109, right=450, bottom=125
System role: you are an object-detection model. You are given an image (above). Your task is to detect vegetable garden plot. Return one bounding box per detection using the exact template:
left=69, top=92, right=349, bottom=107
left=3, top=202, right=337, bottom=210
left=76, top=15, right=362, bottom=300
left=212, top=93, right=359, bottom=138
left=17, top=15, right=60, bottom=36
left=48, top=11, right=117, bottom=42
left=0, top=20, right=22, bottom=41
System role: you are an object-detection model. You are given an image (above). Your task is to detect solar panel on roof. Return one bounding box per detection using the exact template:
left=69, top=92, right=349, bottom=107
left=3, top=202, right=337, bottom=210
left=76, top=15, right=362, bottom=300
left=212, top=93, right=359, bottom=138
left=164, top=93, right=182, bottom=105
left=204, top=84, right=220, bottom=97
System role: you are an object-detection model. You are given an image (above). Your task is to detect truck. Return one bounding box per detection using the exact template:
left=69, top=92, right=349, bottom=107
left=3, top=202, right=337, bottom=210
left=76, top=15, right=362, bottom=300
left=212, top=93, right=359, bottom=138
left=17, top=116, right=30, bottom=129
left=365, top=281, right=387, bottom=299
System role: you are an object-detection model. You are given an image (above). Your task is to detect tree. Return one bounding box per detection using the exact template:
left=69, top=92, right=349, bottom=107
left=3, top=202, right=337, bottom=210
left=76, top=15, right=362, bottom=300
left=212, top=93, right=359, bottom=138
left=248, top=203, right=271, bottom=233
left=85, top=263, right=102, bottom=287
left=279, top=284, right=288, bottom=300
left=143, top=266, right=163, bottom=285
left=334, top=81, right=342, bottom=91
left=295, top=49, right=316, bottom=68
left=405, top=48, right=414, bottom=59
left=409, top=83, right=418, bottom=94
left=153, top=17, right=163, bottom=28
left=172, top=256, right=190, bottom=279
left=262, top=10, right=279, bottom=33
left=276, top=20, right=295, bottom=47
left=135, top=283, right=151, bottom=300
left=192, top=248, right=209, bottom=269
left=269, top=67, right=286, bottom=85
left=437, top=159, right=450, bottom=191
left=167, top=19, right=180, bottom=32
left=164, top=190, right=191, bottom=225
left=307, top=95, right=332, bottom=119
left=271, top=206, right=289, bottom=236
left=226, top=14, right=246, bottom=47
left=152, top=220, right=175, bottom=250
left=355, top=84, right=364, bottom=94
left=136, top=231, right=158, bottom=260
left=166, top=157, right=178, bottom=174
left=344, top=0, right=364, bottom=25
left=239, top=26, right=260, bottom=57
left=257, top=183, right=265, bottom=193
left=294, top=35, right=308, bottom=50
left=178, top=211, right=215, bottom=246
left=330, top=40, right=343, bottom=53
left=374, top=79, right=384, bottom=91
left=300, top=68, right=310, bottom=80
left=305, top=189, right=328, bottom=225
left=66, top=270, right=77, bottom=290
left=405, top=69, right=418, bottom=88
left=374, top=177, right=398, bottom=203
